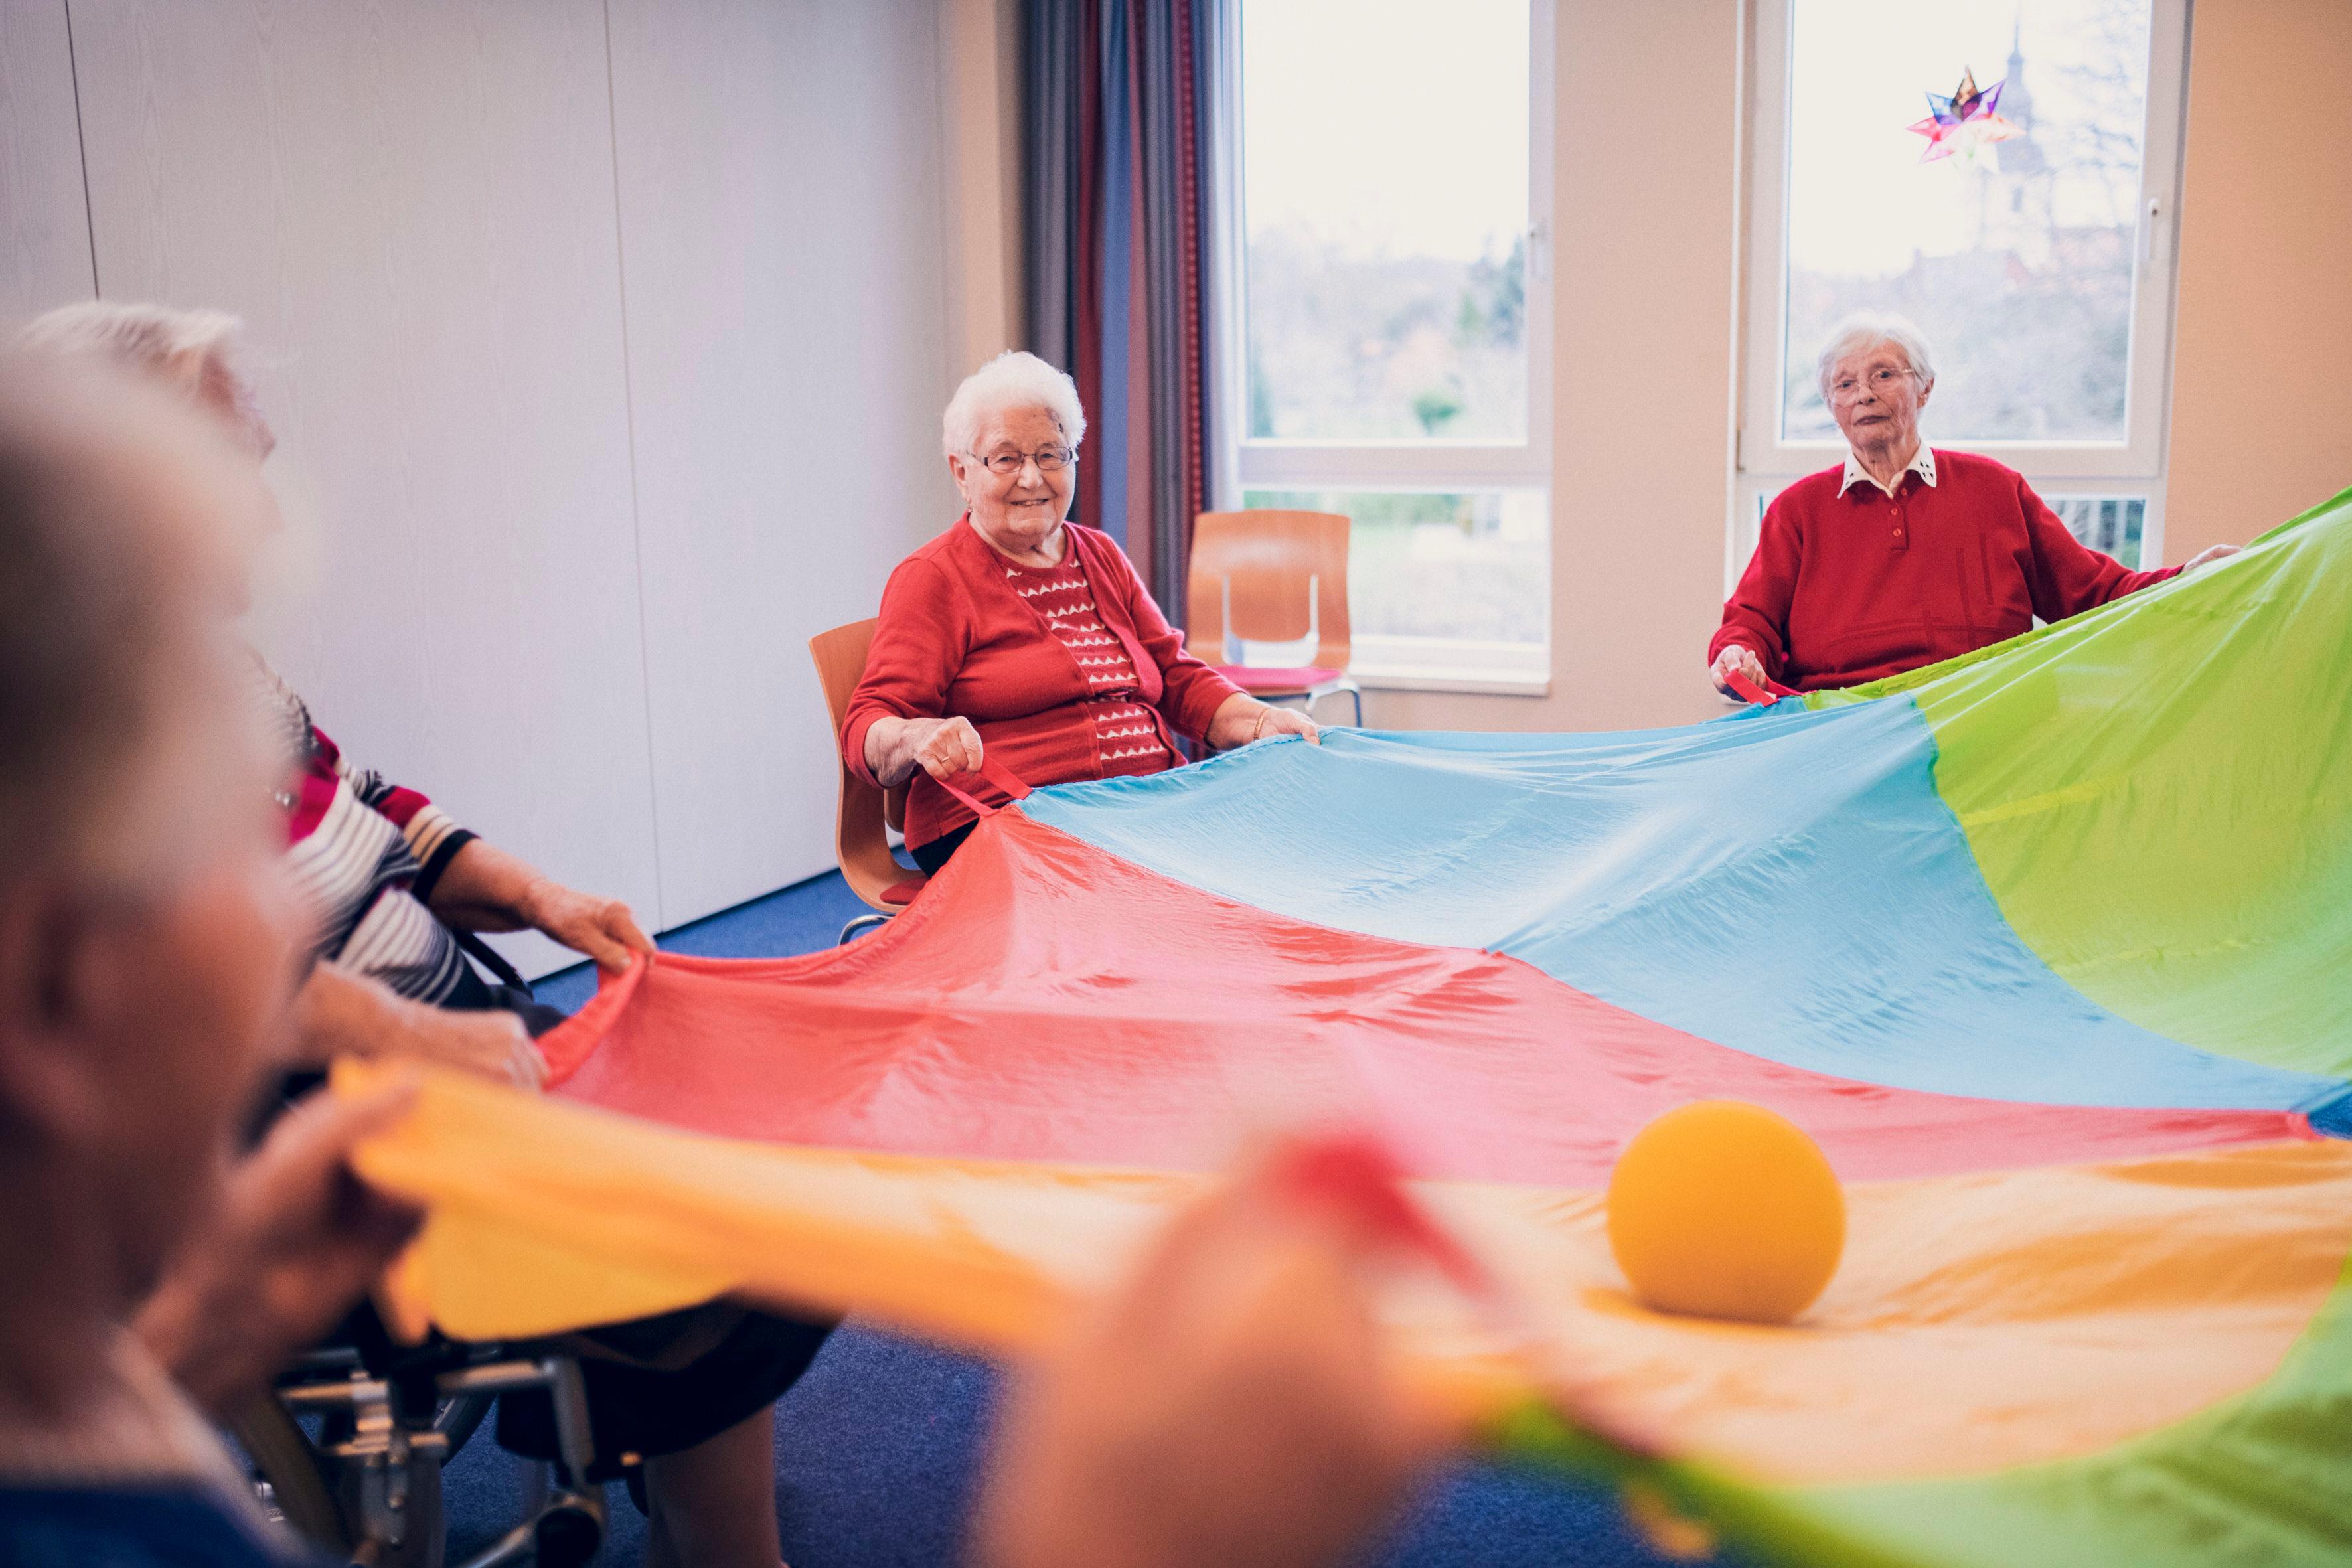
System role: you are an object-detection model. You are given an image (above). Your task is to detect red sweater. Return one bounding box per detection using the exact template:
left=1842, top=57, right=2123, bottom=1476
left=843, top=516, right=1243, bottom=848
left=1711, top=449, right=2179, bottom=691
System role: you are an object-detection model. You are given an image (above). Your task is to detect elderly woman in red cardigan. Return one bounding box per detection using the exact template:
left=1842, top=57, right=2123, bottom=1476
left=846, top=351, right=1317, bottom=870
left=1708, top=313, right=2241, bottom=698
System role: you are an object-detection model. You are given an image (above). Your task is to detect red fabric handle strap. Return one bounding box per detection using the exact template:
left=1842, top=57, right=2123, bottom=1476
left=932, top=753, right=1034, bottom=818
left=1725, top=668, right=1800, bottom=706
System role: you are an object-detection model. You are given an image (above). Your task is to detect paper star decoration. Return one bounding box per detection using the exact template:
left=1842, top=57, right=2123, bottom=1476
left=1907, top=68, right=2021, bottom=164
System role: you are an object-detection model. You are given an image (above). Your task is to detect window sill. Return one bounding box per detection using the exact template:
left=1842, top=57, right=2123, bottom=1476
left=1339, top=635, right=1551, bottom=698
left=1352, top=668, right=1553, bottom=697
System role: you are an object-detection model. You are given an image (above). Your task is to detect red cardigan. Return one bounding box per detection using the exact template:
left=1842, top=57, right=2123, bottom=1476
left=843, top=517, right=1243, bottom=848
left=1710, top=449, right=2179, bottom=692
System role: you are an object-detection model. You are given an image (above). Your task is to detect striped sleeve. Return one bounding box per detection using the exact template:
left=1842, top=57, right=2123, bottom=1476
left=319, top=730, right=478, bottom=902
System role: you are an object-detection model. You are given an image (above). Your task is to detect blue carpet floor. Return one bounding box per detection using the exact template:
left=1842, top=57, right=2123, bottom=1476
left=526, top=870, right=877, bottom=1014
left=451, top=871, right=1738, bottom=1567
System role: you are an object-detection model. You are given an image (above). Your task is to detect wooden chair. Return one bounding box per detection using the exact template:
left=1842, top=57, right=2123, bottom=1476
left=1186, top=509, right=1363, bottom=726
left=809, top=618, right=927, bottom=942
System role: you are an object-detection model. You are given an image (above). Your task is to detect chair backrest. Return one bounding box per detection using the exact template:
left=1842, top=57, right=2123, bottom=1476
left=807, top=619, right=921, bottom=911
left=1186, top=510, right=1352, bottom=670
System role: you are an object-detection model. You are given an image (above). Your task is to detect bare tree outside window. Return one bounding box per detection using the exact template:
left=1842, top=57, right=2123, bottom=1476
left=1241, top=0, right=1529, bottom=440
left=1781, top=0, right=2156, bottom=443
left=1237, top=0, right=1548, bottom=660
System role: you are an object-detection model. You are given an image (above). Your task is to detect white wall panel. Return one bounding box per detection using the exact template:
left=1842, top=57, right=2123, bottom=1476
left=0, top=0, right=95, bottom=315
left=68, top=0, right=661, bottom=977
left=607, top=0, right=955, bottom=924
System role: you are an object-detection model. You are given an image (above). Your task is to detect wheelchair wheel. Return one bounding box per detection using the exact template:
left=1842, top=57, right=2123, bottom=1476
left=229, top=1394, right=349, bottom=1555
left=335, top=1441, right=443, bottom=1568
left=433, top=1388, right=493, bottom=1458
left=233, top=1389, right=454, bottom=1568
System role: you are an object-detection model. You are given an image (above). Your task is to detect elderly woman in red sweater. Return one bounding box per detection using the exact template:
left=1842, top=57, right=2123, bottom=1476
left=847, top=351, right=1317, bottom=869
left=1709, top=313, right=2240, bottom=698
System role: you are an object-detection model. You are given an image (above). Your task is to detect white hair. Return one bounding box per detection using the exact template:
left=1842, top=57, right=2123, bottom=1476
left=941, top=350, right=1087, bottom=458
left=19, top=301, right=246, bottom=396
left=0, top=356, right=241, bottom=880
left=1814, top=311, right=1936, bottom=400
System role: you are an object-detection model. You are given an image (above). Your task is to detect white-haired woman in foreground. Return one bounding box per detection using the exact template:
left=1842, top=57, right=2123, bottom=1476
left=21, top=300, right=821, bottom=1568
left=1708, top=311, right=2240, bottom=698
left=844, top=351, right=1316, bottom=870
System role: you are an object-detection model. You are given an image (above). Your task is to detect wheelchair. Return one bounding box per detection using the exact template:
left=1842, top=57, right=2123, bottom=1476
left=232, top=1312, right=625, bottom=1568
left=234, top=937, right=625, bottom=1567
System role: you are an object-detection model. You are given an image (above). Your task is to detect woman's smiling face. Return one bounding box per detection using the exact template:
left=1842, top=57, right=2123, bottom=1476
left=952, top=404, right=1077, bottom=556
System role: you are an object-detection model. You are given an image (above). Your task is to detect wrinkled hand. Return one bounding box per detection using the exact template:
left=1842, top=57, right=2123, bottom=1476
left=1251, top=706, right=1320, bottom=746
left=518, top=876, right=654, bottom=973
left=972, top=1151, right=1452, bottom=1568
left=1709, top=644, right=1770, bottom=700
left=1207, top=696, right=1321, bottom=752
left=2183, top=543, right=2242, bottom=572
left=398, top=1005, right=544, bottom=1089
left=294, top=963, right=544, bottom=1089
left=902, top=715, right=986, bottom=783
left=135, top=1080, right=424, bottom=1415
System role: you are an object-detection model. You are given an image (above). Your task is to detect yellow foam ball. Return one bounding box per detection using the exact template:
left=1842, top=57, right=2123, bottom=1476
left=1606, top=1100, right=1845, bottom=1325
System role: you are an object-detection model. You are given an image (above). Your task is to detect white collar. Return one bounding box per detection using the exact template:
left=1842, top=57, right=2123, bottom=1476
left=1840, top=444, right=1937, bottom=497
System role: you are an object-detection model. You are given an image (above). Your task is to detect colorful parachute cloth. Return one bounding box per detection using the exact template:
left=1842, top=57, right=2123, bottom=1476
left=351, top=485, right=2352, bottom=1567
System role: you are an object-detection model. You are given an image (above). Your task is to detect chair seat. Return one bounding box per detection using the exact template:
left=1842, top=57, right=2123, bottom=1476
left=881, top=878, right=925, bottom=907
left=1216, top=665, right=1346, bottom=694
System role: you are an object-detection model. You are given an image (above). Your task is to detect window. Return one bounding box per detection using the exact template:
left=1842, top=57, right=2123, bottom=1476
left=2047, top=495, right=2147, bottom=568
left=1737, top=0, right=2189, bottom=578
left=1215, top=0, right=1555, bottom=693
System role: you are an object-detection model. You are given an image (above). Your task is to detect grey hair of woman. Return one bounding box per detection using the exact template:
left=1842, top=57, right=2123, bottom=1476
left=0, top=354, right=255, bottom=880
left=18, top=301, right=272, bottom=458
left=941, top=349, right=1088, bottom=458
left=1814, top=311, right=1937, bottom=401
left=19, top=300, right=244, bottom=385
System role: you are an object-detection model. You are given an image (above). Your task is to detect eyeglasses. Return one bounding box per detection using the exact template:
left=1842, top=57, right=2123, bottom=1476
left=968, top=446, right=1077, bottom=477
left=1828, top=366, right=1919, bottom=404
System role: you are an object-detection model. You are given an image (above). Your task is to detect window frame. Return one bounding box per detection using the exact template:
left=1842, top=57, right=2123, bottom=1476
left=1210, top=0, right=1559, bottom=694
left=1737, top=0, right=2193, bottom=499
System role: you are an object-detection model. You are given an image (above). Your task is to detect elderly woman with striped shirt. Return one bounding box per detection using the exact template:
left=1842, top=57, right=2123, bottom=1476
left=20, top=303, right=651, bottom=1087
left=253, top=655, right=645, bottom=1063
left=27, top=303, right=826, bottom=1568
left=846, top=352, right=1317, bottom=870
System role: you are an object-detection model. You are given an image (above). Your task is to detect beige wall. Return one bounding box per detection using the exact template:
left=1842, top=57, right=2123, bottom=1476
left=939, top=0, right=1025, bottom=382
left=2163, top=0, right=2352, bottom=560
